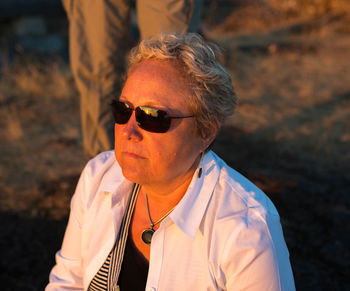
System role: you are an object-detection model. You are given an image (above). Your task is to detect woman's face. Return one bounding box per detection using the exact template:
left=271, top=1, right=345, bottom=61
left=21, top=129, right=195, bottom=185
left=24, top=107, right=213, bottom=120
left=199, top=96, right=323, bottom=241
left=114, top=59, right=208, bottom=190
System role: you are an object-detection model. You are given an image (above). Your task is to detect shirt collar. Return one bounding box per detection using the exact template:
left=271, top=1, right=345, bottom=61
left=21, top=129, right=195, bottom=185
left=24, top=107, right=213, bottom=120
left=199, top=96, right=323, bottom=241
left=169, top=151, right=220, bottom=239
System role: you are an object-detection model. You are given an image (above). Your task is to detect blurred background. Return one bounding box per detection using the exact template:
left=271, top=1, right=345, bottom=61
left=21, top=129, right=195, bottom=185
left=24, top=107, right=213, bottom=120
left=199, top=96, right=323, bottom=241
left=0, top=0, right=349, bottom=290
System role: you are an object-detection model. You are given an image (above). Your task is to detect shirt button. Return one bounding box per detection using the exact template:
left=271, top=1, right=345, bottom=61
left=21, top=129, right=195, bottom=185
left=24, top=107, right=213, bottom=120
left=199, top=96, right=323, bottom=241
left=148, top=288, right=156, bottom=291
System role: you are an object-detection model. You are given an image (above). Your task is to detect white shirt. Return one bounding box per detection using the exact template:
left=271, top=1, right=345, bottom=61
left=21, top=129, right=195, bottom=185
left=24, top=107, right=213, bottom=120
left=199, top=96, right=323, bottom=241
left=46, top=150, right=295, bottom=291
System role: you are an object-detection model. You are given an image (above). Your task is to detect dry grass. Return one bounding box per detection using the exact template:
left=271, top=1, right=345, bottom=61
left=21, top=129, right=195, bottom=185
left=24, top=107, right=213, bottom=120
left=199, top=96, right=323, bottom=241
left=204, top=1, right=350, bottom=177
left=227, top=49, right=350, bottom=166
left=0, top=58, right=83, bottom=218
left=0, top=58, right=73, bottom=100
left=204, top=0, right=350, bottom=38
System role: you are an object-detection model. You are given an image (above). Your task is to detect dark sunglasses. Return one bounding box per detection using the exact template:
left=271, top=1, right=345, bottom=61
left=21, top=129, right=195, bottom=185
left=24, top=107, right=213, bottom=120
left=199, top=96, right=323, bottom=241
left=111, top=100, right=194, bottom=133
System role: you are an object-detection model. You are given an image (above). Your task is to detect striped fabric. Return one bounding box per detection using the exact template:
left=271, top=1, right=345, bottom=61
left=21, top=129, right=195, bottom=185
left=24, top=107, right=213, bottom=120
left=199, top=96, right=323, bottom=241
left=88, top=183, right=141, bottom=291
left=88, top=253, right=112, bottom=291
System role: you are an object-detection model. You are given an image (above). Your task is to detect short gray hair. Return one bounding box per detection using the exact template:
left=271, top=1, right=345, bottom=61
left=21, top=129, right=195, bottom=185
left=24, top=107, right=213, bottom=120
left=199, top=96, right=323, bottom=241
left=126, top=33, right=237, bottom=139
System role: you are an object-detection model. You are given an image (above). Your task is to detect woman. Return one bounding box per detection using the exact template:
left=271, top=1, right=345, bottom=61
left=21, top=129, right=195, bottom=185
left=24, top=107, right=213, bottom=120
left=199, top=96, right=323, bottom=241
left=46, top=33, right=295, bottom=290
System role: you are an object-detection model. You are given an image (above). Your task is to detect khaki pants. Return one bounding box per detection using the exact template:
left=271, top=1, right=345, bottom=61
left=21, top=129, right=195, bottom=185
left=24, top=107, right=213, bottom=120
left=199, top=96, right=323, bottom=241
left=62, top=0, right=203, bottom=157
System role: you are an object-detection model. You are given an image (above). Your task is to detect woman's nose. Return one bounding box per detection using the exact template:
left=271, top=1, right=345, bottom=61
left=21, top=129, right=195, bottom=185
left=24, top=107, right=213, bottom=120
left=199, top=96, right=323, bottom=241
left=122, top=112, right=143, bottom=141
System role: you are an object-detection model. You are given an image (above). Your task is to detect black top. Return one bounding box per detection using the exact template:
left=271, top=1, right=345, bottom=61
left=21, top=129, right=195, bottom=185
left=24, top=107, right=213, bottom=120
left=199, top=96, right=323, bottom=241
left=118, top=234, right=149, bottom=290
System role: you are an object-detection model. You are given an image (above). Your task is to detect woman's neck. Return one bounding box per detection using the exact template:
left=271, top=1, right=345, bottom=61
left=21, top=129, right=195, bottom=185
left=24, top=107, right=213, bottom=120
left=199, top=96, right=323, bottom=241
left=141, top=167, right=195, bottom=211
left=130, top=158, right=199, bottom=261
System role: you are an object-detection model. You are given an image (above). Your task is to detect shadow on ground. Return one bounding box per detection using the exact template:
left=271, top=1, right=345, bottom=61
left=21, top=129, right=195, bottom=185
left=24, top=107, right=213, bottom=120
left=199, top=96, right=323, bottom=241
left=0, top=212, right=67, bottom=290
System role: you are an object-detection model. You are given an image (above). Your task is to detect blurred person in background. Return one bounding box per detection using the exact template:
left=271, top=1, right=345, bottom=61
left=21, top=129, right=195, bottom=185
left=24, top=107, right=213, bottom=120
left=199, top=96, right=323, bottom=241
left=46, top=32, right=295, bottom=291
left=62, top=0, right=203, bottom=157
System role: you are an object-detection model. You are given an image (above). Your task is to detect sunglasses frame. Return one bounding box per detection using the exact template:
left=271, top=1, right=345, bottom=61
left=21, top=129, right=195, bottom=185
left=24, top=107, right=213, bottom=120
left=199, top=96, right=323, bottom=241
left=110, top=100, right=194, bottom=133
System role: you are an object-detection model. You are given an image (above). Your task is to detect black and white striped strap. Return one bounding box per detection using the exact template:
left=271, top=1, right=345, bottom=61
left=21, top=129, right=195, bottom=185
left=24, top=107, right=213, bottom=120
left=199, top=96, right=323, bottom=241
left=108, top=183, right=140, bottom=290
left=88, top=183, right=140, bottom=291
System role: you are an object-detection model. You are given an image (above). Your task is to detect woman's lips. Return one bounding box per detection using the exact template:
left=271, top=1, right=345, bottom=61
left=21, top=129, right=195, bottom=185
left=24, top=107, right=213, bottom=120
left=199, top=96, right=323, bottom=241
left=123, top=151, right=145, bottom=159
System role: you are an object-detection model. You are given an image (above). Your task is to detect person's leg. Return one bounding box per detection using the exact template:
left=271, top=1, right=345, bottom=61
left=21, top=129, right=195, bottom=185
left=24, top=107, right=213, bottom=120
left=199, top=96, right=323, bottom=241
left=63, top=0, right=131, bottom=157
left=137, top=0, right=203, bottom=40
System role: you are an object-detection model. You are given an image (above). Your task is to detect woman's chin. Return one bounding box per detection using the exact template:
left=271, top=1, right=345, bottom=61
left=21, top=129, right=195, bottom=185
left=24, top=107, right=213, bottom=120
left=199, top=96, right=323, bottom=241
left=121, top=167, right=147, bottom=184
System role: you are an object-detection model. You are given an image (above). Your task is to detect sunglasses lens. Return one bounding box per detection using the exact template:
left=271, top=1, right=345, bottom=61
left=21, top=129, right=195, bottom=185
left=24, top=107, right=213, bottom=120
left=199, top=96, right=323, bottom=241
left=111, top=100, right=133, bottom=124
left=111, top=101, right=173, bottom=133
left=136, top=107, right=171, bottom=133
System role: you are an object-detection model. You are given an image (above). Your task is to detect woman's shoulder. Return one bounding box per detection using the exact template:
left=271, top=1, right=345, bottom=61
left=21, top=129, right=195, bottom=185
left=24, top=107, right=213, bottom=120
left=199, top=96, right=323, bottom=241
left=204, top=152, right=285, bottom=258
left=210, top=151, right=279, bottom=218
left=75, top=150, right=124, bottom=203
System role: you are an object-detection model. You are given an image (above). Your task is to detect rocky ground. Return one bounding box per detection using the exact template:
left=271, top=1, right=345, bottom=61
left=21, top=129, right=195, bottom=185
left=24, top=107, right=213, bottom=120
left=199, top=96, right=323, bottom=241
left=1, top=1, right=350, bottom=290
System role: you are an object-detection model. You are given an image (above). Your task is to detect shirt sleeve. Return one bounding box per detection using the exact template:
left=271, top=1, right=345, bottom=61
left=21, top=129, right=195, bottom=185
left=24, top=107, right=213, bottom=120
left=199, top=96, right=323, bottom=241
left=45, top=166, right=88, bottom=290
left=220, top=214, right=295, bottom=291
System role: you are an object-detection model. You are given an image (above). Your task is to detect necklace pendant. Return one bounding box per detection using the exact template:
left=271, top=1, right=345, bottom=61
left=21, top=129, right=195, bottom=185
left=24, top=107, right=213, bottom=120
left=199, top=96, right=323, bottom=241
left=141, top=228, right=155, bottom=245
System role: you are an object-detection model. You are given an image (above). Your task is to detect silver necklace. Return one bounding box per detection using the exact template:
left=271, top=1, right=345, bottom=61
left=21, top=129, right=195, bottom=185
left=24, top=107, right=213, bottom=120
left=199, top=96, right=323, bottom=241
left=141, top=193, right=176, bottom=245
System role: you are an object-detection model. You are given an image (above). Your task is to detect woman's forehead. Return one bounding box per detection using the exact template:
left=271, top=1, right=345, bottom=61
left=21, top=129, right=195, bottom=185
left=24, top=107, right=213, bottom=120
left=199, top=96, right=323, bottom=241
left=122, top=60, right=192, bottom=109
left=130, top=59, right=185, bottom=79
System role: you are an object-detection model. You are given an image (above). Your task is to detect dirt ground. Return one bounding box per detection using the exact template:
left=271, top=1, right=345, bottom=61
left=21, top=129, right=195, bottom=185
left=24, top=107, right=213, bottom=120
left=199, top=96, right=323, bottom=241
left=1, top=1, right=350, bottom=290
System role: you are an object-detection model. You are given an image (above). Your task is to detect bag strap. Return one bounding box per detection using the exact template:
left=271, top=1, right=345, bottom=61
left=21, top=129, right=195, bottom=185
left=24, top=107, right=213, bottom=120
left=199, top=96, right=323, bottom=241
left=108, top=183, right=140, bottom=291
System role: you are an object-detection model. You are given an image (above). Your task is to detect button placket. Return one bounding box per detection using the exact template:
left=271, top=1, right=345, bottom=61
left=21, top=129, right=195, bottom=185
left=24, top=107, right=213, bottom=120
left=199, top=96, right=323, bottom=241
left=146, top=219, right=169, bottom=291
